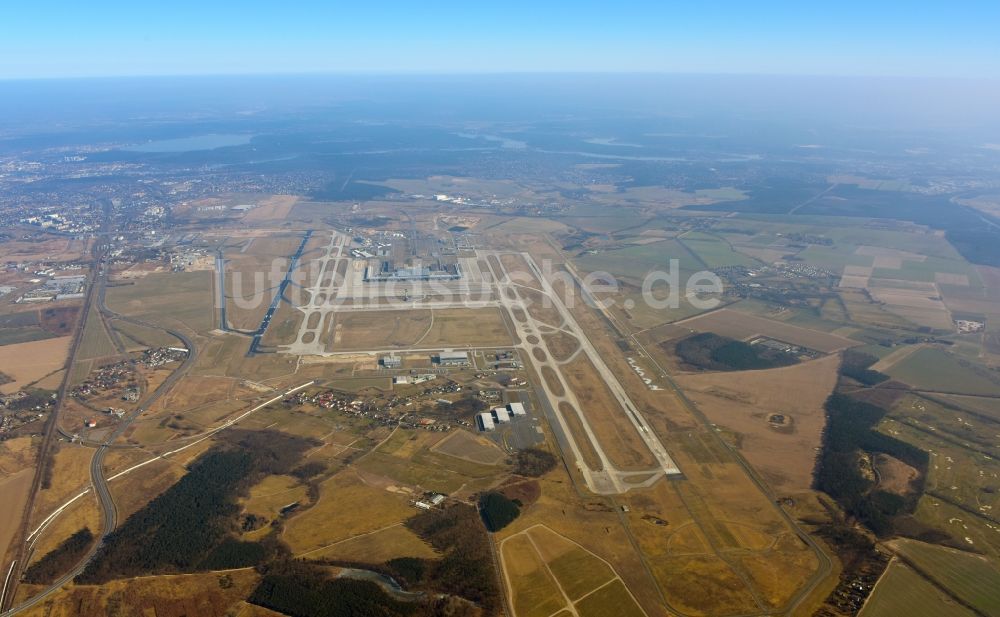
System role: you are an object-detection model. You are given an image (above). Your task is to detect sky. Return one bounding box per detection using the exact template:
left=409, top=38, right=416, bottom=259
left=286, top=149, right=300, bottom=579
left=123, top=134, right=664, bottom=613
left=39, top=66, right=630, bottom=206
left=3, top=1, right=1000, bottom=79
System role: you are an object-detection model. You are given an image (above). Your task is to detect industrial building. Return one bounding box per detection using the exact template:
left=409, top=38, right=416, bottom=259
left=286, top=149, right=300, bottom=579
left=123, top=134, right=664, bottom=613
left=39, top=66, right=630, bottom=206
left=492, top=406, right=510, bottom=423
left=381, top=354, right=402, bottom=368
left=436, top=351, right=470, bottom=366
left=507, top=402, right=527, bottom=416
left=477, top=411, right=495, bottom=431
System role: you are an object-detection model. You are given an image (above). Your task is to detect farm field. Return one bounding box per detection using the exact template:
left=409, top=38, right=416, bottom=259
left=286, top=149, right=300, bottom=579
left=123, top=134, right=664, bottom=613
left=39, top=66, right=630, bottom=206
left=885, top=346, right=1000, bottom=395
left=860, top=559, right=975, bottom=617
left=670, top=307, right=857, bottom=352
left=499, top=525, right=644, bottom=617
left=891, top=539, right=1000, bottom=616
left=679, top=231, right=758, bottom=268
left=0, top=335, right=71, bottom=394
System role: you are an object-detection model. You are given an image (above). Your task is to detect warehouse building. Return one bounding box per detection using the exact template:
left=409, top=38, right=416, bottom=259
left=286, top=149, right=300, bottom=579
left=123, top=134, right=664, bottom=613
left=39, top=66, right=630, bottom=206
left=436, top=351, right=470, bottom=366
left=477, top=411, right=495, bottom=431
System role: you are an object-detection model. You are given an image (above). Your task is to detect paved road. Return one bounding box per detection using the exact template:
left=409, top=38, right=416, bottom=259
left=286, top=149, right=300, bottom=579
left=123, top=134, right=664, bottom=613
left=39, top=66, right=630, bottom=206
left=1, top=269, right=200, bottom=616
left=0, top=200, right=111, bottom=614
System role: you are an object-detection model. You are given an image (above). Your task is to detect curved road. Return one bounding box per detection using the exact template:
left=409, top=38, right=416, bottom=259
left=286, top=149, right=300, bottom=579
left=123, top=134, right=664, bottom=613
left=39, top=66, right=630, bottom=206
left=1, top=269, right=199, bottom=616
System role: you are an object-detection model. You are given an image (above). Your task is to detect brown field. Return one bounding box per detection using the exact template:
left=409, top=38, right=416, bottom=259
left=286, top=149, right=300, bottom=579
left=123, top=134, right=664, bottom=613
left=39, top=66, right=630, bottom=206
left=0, top=336, right=71, bottom=394
left=282, top=470, right=417, bottom=555
left=0, top=468, right=34, bottom=564
left=0, top=234, right=87, bottom=263
left=16, top=568, right=261, bottom=617
left=674, top=354, right=840, bottom=493
left=671, top=308, right=857, bottom=352
left=240, top=474, right=309, bottom=523
left=520, top=287, right=566, bottom=327
left=430, top=429, right=507, bottom=465
left=560, top=355, right=656, bottom=470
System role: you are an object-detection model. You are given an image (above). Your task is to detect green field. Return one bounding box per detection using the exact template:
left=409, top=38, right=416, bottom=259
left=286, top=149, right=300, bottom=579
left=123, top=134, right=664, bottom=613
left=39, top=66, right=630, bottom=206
left=886, top=347, right=1000, bottom=396
left=860, top=560, right=975, bottom=617
left=106, top=272, right=215, bottom=334
left=76, top=306, right=117, bottom=360
left=678, top=231, right=758, bottom=269
left=893, top=539, right=1000, bottom=616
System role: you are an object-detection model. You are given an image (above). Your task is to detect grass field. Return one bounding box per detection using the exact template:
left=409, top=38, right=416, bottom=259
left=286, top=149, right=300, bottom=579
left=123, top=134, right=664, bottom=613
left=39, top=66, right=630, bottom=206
left=860, top=559, right=975, bottom=617
left=886, top=346, right=1000, bottom=395
left=501, top=533, right=568, bottom=617
left=679, top=231, right=758, bottom=269
left=302, top=523, right=438, bottom=563
left=892, top=539, right=1000, bottom=616
left=76, top=307, right=117, bottom=360
left=356, top=428, right=499, bottom=494
left=560, top=355, right=656, bottom=470
left=106, top=271, right=215, bottom=334
left=430, top=429, right=507, bottom=465
left=500, top=525, right=646, bottom=617
left=671, top=307, right=856, bottom=353
left=281, top=470, right=416, bottom=555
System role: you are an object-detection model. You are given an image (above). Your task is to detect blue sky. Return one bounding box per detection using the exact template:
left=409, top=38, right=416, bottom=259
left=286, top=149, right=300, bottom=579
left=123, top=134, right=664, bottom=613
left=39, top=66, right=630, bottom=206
left=3, top=1, right=999, bottom=79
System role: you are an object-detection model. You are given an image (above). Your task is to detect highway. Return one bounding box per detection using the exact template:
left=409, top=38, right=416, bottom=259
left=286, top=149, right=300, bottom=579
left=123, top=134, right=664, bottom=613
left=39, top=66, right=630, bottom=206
left=0, top=254, right=200, bottom=616
left=0, top=200, right=111, bottom=614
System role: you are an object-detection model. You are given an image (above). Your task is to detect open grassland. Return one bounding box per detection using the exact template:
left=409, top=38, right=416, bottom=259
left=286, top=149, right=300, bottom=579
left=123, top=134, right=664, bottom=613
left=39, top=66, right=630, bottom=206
left=672, top=308, right=856, bottom=353
left=76, top=306, right=117, bottom=360
left=29, top=444, right=94, bottom=528
left=194, top=332, right=298, bottom=383
left=110, top=318, right=179, bottom=350
left=576, top=579, right=647, bottom=617
left=560, top=355, right=657, bottom=470
left=0, top=335, right=71, bottom=394
left=324, top=307, right=509, bottom=351
left=501, top=533, right=568, bottom=617
left=892, top=539, right=1000, bottom=616
left=860, top=559, right=975, bottom=617
left=356, top=427, right=500, bottom=495
left=27, top=492, right=101, bottom=568
left=0, top=468, right=33, bottom=567
left=241, top=194, right=299, bottom=223
left=16, top=568, right=261, bottom=617
left=106, top=271, right=215, bottom=334
left=679, top=231, right=758, bottom=268
left=303, top=523, right=438, bottom=563
left=240, top=474, right=308, bottom=521
left=675, top=354, right=840, bottom=494
left=525, top=526, right=617, bottom=602
left=430, top=429, right=507, bottom=465
left=886, top=347, right=1000, bottom=395
left=281, top=470, right=416, bottom=555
